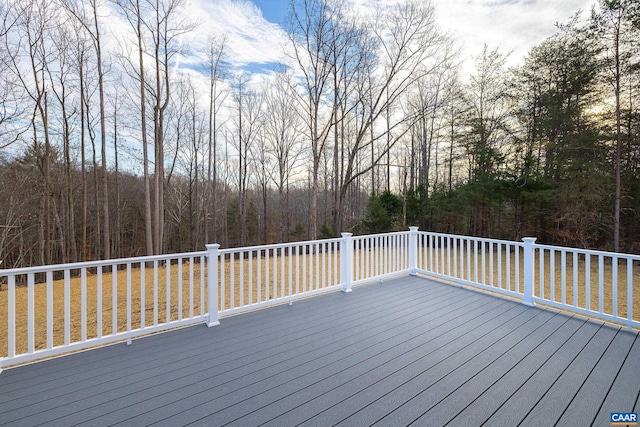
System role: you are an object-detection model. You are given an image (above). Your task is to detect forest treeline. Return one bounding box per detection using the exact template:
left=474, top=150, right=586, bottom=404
left=0, top=0, right=639, bottom=268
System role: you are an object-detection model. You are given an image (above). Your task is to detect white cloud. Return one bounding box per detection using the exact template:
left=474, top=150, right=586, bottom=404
left=173, top=0, right=596, bottom=81
left=183, top=0, right=290, bottom=69
left=432, top=0, right=597, bottom=69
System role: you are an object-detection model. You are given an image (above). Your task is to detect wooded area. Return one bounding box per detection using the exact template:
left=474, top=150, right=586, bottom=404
left=0, top=0, right=638, bottom=268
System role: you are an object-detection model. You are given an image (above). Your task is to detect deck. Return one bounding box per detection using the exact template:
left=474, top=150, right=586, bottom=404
left=1, top=275, right=639, bottom=426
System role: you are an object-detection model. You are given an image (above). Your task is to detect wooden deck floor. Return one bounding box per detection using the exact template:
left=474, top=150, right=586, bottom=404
left=0, top=275, right=639, bottom=426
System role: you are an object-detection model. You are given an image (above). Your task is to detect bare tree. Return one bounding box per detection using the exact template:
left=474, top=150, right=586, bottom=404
left=112, top=0, right=195, bottom=254
left=68, top=10, right=93, bottom=260
left=333, top=0, right=454, bottom=233
left=0, top=0, right=28, bottom=149
left=231, top=73, right=262, bottom=246
left=146, top=0, right=196, bottom=254
left=443, top=74, right=465, bottom=194
left=111, top=0, right=153, bottom=256
left=262, top=72, right=304, bottom=242
left=156, top=75, right=205, bottom=251
left=206, top=35, right=228, bottom=245
left=110, top=90, right=124, bottom=257
left=168, top=76, right=207, bottom=250
left=251, top=127, right=273, bottom=243
left=46, top=18, right=80, bottom=263
left=7, top=0, right=59, bottom=264
left=287, top=0, right=338, bottom=239
left=60, top=0, right=111, bottom=258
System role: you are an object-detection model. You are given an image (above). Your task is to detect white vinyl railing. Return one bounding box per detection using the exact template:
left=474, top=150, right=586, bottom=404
left=415, top=231, right=640, bottom=331
left=212, top=237, right=344, bottom=318
left=530, top=242, right=639, bottom=330
left=0, top=232, right=411, bottom=368
left=352, top=231, right=411, bottom=285
left=0, top=251, right=209, bottom=368
left=415, top=232, right=526, bottom=299
left=1, top=228, right=638, bottom=369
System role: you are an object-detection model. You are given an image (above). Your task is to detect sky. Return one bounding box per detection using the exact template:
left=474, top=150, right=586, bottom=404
left=432, top=0, right=597, bottom=68
left=186, top=0, right=598, bottom=76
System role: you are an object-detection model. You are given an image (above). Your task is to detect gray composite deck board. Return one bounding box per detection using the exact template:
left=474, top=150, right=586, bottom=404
left=517, top=324, right=621, bottom=427
left=165, top=295, right=515, bottom=426
left=293, top=303, right=542, bottom=427
left=1, top=279, right=419, bottom=392
left=410, top=313, right=583, bottom=427
left=38, top=283, right=472, bottom=426
left=555, top=330, right=638, bottom=427
left=337, top=308, right=557, bottom=426
left=450, top=319, right=603, bottom=427
left=96, top=285, right=499, bottom=426
left=593, top=335, right=640, bottom=425
left=243, top=297, right=517, bottom=426
left=0, top=275, right=638, bottom=427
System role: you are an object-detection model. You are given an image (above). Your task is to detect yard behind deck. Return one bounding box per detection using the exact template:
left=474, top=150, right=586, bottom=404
left=0, top=275, right=638, bottom=426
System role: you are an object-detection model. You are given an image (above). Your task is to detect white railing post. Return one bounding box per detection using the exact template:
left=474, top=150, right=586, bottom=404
left=206, top=244, right=220, bottom=327
left=341, top=232, right=353, bottom=293
left=522, top=237, right=536, bottom=307
left=409, top=227, right=419, bottom=276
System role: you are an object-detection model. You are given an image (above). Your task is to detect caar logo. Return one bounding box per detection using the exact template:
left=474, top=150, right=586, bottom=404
left=611, top=412, right=638, bottom=425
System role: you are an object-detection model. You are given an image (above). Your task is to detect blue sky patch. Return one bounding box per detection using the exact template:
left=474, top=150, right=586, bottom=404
left=251, top=0, right=289, bottom=25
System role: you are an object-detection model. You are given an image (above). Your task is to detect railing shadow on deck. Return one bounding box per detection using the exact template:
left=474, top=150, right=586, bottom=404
left=1, top=228, right=638, bottom=369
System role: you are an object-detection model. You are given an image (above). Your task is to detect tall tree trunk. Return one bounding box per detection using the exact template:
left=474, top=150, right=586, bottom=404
left=206, top=38, right=225, bottom=245
left=63, top=96, right=77, bottom=263
left=154, top=44, right=162, bottom=254
left=90, top=0, right=110, bottom=259
left=113, top=96, right=121, bottom=258
left=79, top=52, right=88, bottom=260
left=386, top=88, right=391, bottom=193
left=135, top=0, right=153, bottom=257
left=613, top=23, right=621, bottom=252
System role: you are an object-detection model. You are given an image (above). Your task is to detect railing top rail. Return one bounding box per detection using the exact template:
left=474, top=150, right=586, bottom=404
left=217, top=232, right=418, bottom=255
left=533, top=242, right=640, bottom=260
left=418, top=231, right=524, bottom=247
left=352, top=231, right=410, bottom=239
left=0, top=250, right=208, bottom=277
left=218, top=238, right=343, bottom=255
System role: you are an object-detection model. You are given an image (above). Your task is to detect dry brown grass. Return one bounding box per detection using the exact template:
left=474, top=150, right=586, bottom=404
left=533, top=251, right=640, bottom=320
left=1, top=245, right=638, bottom=359
left=0, top=249, right=346, bottom=358
left=217, top=249, right=343, bottom=311
left=0, top=263, right=206, bottom=358
left=418, top=246, right=640, bottom=323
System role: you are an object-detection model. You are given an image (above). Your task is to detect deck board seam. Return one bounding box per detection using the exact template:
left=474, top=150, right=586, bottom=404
left=0, top=280, right=476, bottom=424
left=91, top=291, right=509, bottom=426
